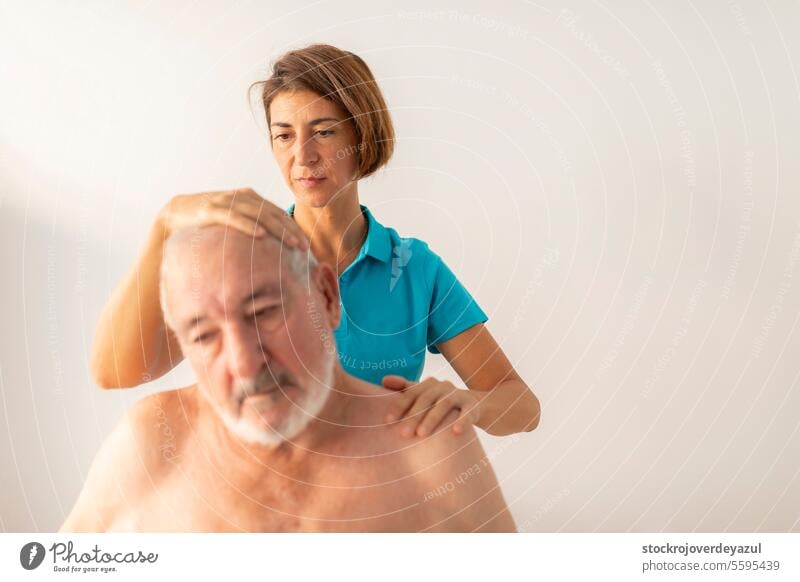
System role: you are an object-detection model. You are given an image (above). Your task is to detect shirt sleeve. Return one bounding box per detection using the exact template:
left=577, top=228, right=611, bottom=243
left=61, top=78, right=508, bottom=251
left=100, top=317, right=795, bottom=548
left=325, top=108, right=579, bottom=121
left=426, top=252, right=488, bottom=354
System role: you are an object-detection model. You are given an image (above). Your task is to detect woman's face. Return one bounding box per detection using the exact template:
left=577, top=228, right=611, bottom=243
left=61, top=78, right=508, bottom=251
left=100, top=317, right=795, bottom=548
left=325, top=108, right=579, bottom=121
left=269, top=89, right=360, bottom=208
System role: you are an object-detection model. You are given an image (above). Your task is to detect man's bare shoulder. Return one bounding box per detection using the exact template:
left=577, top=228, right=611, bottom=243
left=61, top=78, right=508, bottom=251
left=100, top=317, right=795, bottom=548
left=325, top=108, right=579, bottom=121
left=406, top=416, right=517, bottom=532
left=60, top=385, right=197, bottom=532
left=406, top=413, right=484, bottom=475
left=125, top=385, right=198, bottom=460
left=96, top=385, right=198, bottom=483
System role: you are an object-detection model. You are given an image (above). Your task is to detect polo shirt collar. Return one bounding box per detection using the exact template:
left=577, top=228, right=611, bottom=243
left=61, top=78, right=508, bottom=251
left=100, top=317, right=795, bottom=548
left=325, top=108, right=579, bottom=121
left=286, top=203, right=392, bottom=263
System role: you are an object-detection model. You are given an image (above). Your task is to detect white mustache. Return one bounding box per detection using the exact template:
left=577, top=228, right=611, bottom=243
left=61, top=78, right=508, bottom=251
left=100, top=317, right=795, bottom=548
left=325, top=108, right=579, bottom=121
left=234, top=369, right=295, bottom=402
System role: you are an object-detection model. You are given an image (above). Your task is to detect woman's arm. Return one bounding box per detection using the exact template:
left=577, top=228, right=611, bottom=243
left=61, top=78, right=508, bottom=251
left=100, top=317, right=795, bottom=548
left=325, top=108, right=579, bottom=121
left=383, top=324, right=540, bottom=437
left=90, top=188, right=308, bottom=389
left=90, top=218, right=181, bottom=388
left=438, top=323, right=540, bottom=435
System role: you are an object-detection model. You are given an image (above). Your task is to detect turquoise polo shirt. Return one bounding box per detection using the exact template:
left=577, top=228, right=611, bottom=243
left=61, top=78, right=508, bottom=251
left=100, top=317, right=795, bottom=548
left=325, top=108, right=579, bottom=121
left=287, top=204, right=488, bottom=386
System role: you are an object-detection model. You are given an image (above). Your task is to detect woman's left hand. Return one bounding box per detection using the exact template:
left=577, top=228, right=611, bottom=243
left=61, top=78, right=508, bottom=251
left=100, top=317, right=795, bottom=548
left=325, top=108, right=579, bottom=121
left=382, top=375, right=482, bottom=437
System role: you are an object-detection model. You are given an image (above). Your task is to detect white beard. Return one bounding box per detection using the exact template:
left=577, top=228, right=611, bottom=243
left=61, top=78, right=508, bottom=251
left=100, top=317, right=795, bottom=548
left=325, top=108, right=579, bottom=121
left=214, top=352, right=335, bottom=447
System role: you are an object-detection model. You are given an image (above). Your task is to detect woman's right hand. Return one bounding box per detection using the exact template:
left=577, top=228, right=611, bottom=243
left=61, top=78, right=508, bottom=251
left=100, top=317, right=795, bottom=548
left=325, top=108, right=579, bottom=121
left=157, top=187, right=308, bottom=250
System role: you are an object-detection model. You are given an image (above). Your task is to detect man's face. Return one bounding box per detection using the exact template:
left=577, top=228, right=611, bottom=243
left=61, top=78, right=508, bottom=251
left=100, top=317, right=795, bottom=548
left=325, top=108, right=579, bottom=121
left=163, top=227, right=338, bottom=446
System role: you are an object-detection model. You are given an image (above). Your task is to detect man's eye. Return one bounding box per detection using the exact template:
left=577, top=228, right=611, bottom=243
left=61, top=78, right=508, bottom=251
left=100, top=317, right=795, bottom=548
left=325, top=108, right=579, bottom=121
left=193, top=332, right=216, bottom=344
left=252, top=306, right=278, bottom=318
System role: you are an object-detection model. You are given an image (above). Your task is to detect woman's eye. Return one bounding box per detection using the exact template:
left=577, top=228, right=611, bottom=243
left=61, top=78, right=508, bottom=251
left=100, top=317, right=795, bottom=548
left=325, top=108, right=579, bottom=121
left=315, top=129, right=334, bottom=137
left=272, top=133, right=291, bottom=141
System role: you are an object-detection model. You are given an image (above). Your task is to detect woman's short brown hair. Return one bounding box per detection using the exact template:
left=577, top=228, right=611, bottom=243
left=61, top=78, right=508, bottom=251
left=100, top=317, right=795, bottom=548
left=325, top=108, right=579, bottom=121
left=250, top=44, right=394, bottom=179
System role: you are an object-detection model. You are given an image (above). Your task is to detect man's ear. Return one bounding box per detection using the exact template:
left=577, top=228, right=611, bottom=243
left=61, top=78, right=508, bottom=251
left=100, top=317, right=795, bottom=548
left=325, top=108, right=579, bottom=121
left=311, top=262, right=341, bottom=329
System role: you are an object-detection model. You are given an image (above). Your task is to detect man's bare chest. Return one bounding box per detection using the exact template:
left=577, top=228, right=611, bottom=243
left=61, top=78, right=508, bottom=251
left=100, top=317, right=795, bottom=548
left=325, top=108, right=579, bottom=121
left=117, top=450, right=449, bottom=532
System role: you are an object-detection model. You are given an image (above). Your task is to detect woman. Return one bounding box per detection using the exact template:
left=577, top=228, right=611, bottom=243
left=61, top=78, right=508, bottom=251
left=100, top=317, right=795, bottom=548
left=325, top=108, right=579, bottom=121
left=91, top=44, right=540, bottom=438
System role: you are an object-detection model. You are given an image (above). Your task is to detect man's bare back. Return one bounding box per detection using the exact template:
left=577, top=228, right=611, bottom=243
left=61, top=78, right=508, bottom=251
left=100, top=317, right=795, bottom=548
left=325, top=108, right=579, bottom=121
left=62, top=379, right=515, bottom=532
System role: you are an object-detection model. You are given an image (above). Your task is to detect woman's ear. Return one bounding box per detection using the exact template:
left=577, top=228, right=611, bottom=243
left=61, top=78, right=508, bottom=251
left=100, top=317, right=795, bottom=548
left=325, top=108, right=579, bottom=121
left=311, top=262, right=341, bottom=329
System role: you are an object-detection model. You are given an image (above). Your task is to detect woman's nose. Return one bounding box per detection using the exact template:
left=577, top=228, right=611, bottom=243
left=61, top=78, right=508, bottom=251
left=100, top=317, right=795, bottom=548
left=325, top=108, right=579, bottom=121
left=294, top=134, right=319, bottom=166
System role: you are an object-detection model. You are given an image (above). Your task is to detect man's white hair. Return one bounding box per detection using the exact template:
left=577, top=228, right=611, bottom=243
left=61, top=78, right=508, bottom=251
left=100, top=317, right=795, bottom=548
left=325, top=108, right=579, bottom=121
left=159, top=227, right=318, bottom=331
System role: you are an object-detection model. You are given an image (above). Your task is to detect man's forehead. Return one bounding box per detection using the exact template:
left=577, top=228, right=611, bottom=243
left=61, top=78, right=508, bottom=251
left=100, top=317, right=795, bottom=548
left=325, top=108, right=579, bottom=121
left=173, top=269, right=289, bottom=306
left=164, top=226, right=295, bottom=321
left=185, top=228, right=278, bottom=259
left=166, top=227, right=289, bottom=281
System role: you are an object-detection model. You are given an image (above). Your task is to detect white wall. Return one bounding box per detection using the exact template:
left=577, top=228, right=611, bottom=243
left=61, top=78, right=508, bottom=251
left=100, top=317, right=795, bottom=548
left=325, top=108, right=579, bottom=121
left=1, top=0, right=799, bottom=531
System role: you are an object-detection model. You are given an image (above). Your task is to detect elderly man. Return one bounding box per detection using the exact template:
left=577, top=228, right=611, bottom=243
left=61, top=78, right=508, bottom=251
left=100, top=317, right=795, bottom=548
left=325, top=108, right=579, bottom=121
left=62, top=225, right=515, bottom=532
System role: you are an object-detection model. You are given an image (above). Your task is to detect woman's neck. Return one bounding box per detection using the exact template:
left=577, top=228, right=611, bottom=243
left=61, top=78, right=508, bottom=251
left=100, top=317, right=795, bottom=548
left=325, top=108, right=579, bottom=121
left=292, top=186, right=367, bottom=273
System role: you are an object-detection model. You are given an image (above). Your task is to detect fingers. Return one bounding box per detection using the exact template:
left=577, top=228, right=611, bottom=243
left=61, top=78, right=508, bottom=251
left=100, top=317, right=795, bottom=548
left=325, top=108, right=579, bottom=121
left=441, top=408, right=462, bottom=433
left=417, top=391, right=480, bottom=437
left=221, top=192, right=308, bottom=250
left=384, top=378, right=433, bottom=422
left=397, top=384, right=444, bottom=438
left=415, top=398, right=458, bottom=437
left=258, top=211, right=308, bottom=249
left=452, top=404, right=480, bottom=435
left=249, top=198, right=308, bottom=250
left=163, top=189, right=309, bottom=250
left=385, top=391, right=416, bottom=424
left=202, top=205, right=267, bottom=237
left=383, top=378, right=480, bottom=439
left=382, top=375, right=411, bottom=391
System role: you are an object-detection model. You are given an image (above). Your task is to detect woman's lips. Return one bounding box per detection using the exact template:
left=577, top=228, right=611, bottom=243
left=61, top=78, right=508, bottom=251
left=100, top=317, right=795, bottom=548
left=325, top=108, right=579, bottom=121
left=296, top=177, right=326, bottom=187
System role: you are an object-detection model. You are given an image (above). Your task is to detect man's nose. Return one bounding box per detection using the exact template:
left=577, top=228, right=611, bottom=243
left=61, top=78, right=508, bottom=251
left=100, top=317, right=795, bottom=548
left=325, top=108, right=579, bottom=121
left=224, top=323, right=266, bottom=380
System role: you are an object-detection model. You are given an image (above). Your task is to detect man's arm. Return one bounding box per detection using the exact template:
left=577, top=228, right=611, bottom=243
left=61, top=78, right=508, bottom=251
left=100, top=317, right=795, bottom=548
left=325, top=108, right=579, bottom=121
left=412, top=412, right=516, bottom=532
left=60, top=392, right=178, bottom=532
